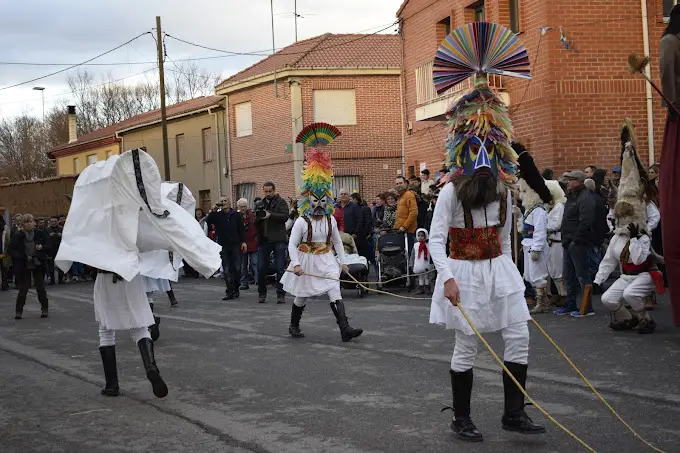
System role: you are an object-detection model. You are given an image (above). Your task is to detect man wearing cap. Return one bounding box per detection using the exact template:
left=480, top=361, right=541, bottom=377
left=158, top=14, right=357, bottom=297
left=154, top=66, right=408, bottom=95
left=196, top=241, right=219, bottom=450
left=606, top=166, right=621, bottom=209
left=420, top=169, right=434, bottom=195
left=554, top=170, right=596, bottom=317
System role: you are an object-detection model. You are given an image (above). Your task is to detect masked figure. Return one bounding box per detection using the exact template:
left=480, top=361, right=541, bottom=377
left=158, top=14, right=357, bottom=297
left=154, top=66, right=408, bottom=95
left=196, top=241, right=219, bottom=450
left=280, top=135, right=363, bottom=342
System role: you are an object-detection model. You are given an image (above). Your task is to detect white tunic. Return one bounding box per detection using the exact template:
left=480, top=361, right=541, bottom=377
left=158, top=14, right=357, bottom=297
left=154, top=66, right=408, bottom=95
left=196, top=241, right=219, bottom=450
left=280, top=216, right=346, bottom=298
left=546, top=202, right=565, bottom=279
left=429, top=183, right=529, bottom=335
left=94, top=273, right=154, bottom=330
left=594, top=233, right=652, bottom=285
left=519, top=206, right=549, bottom=287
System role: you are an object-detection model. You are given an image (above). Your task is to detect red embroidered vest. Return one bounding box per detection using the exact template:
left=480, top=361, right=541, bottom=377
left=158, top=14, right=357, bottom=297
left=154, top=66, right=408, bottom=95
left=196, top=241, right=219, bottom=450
left=448, top=191, right=507, bottom=261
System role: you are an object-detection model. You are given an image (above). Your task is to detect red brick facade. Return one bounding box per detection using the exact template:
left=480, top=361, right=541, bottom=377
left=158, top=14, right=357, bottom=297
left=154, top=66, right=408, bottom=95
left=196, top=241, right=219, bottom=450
left=399, top=0, right=670, bottom=177
left=227, top=74, right=403, bottom=202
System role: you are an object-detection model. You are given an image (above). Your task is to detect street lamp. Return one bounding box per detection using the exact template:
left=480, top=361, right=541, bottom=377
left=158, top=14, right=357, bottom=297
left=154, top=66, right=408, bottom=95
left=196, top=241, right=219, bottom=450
left=33, top=86, right=45, bottom=122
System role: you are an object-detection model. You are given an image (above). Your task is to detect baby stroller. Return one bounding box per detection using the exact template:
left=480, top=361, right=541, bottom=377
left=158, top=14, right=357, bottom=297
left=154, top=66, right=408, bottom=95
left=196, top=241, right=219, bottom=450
left=338, top=232, right=369, bottom=298
left=376, top=230, right=412, bottom=291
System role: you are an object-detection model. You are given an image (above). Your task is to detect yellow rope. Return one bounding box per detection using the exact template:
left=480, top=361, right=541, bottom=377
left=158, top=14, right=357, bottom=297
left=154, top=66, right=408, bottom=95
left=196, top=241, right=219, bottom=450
left=455, top=304, right=598, bottom=453
left=530, top=318, right=666, bottom=453
left=290, top=270, right=665, bottom=453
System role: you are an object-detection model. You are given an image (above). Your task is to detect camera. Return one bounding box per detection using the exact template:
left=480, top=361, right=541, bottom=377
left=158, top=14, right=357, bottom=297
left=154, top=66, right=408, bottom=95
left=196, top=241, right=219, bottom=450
left=254, top=199, right=267, bottom=219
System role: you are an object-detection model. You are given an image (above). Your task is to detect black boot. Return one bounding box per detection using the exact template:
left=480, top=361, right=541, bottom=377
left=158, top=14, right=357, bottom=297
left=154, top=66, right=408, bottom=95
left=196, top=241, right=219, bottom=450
left=289, top=304, right=305, bottom=338
left=501, top=362, right=546, bottom=434
left=148, top=303, right=160, bottom=341
left=167, top=289, right=178, bottom=306
left=138, top=338, right=168, bottom=398
left=99, top=346, right=120, bottom=396
left=445, top=369, right=483, bottom=442
left=330, top=301, right=363, bottom=342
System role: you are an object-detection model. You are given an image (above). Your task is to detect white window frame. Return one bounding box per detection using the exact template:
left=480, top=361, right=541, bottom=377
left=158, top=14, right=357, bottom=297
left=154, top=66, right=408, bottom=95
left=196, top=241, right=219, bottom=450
left=176, top=133, right=186, bottom=166
left=73, top=158, right=80, bottom=174
left=313, top=89, right=357, bottom=126
left=332, top=175, right=360, bottom=200
left=86, top=154, right=97, bottom=166
left=235, top=102, right=253, bottom=137
left=202, top=127, right=213, bottom=162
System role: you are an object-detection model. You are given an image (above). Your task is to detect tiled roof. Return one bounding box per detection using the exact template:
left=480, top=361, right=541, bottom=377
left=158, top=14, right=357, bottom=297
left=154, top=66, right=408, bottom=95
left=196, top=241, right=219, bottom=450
left=217, top=33, right=401, bottom=87
left=51, top=96, right=223, bottom=152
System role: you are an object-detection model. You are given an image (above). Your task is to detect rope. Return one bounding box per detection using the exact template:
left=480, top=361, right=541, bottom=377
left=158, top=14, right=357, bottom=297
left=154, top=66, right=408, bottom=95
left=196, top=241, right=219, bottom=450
left=530, top=319, right=666, bottom=453
left=289, top=270, right=664, bottom=453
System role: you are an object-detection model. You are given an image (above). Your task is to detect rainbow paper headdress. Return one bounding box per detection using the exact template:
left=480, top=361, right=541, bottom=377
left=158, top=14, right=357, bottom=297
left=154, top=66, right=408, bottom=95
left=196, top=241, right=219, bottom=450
left=432, top=22, right=532, bottom=186
left=296, top=123, right=340, bottom=217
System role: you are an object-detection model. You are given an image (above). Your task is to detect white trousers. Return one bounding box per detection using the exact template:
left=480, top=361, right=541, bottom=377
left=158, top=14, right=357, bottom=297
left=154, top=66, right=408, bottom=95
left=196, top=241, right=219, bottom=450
left=601, top=273, right=654, bottom=313
left=99, top=327, right=150, bottom=347
left=293, top=286, right=342, bottom=307
left=418, top=274, right=430, bottom=286
left=451, top=321, right=529, bottom=372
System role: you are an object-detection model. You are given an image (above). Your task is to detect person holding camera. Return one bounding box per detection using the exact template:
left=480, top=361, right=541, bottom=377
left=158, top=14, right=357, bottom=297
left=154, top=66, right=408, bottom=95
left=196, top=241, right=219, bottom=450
left=255, top=182, right=289, bottom=304
left=8, top=213, right=50, bottom=319
left=206, top=197, right=247, bottom=301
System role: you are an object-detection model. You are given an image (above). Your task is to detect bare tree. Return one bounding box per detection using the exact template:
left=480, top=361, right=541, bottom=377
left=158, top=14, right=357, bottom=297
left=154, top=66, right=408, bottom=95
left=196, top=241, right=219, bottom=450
left=0, top=115, right=54, bottom=181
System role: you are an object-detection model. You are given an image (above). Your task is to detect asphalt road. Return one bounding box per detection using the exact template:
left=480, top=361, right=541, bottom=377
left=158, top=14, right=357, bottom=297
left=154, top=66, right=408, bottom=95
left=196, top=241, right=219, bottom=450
left=1, top=277, right=679, bottom=453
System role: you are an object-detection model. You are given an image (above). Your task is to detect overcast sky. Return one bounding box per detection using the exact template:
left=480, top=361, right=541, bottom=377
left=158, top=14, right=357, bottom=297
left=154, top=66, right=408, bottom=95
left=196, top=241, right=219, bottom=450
left=0, top=0, right=400, bottom=119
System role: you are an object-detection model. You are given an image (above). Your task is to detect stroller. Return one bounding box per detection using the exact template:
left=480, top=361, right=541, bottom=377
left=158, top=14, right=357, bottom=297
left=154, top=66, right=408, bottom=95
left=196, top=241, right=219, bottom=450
left=376, top=230, right=412, bottom=291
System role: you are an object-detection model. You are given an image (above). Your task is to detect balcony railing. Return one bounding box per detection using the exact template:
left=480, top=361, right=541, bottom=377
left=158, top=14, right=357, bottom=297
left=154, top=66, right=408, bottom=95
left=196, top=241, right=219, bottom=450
left=415, top=60, right=504, bottom=105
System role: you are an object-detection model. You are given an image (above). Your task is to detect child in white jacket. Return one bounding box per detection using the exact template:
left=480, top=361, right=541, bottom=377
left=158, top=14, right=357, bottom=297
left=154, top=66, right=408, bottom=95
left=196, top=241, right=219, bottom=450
left=412, top=228, right=432, bottom=294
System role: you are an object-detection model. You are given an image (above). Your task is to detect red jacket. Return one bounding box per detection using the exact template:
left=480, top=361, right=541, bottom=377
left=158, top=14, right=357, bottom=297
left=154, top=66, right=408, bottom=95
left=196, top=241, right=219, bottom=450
left=240, top=210, right=258, bottom=252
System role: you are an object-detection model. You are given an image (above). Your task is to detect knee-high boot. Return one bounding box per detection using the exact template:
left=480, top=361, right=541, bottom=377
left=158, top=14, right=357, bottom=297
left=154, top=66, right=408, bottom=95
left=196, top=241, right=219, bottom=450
left=329, top=300, right=363, bottom=342
left=167, top=289, right=178, bottom=306
left=137, top=338, right=168, bottom=398
left=446, top=369, right=483, bottom=441
left=501, top=362, right=546, bottom=434
left=530, top=286, right=551, bottom=314
left=289, top=304, right=305, bottom=338
left=99, top=346, right=120, bottom=396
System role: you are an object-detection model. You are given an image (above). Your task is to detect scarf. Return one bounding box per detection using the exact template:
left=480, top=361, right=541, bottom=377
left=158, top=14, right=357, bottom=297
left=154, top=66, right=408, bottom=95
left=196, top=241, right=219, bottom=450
left=418, top=241, right=428, bottom=260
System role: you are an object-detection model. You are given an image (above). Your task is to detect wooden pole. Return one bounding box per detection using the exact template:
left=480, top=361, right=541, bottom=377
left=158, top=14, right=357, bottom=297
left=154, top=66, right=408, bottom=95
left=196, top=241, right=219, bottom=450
left=156, top=16, right=170, bottom=181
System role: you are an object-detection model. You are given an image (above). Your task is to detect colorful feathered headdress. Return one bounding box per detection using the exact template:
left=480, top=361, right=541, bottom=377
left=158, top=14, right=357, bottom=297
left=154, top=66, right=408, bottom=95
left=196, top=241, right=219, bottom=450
left=432, top=22, right=532, bottom=186
left=296, top=123, right=341, bottom=217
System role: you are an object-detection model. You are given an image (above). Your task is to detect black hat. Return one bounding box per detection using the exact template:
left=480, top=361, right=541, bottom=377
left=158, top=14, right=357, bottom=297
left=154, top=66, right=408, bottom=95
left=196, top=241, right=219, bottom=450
left=513, top=142, right=552, bottom=203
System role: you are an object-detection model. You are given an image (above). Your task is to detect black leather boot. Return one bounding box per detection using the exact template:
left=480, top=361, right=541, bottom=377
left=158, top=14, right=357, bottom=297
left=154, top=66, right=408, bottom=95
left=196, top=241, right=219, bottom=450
left=167, top=289, right=178, bottom=306
left=99, top=346, right=120, bottom=396
left=138, top=338, right=168, bottom=398
left=501, top=362, right=546, bottom=434
left=330, top=301, right=363, bottom=342
left=445, top=369, right=483, bottom=442
left=289, top=304, right=305, bottom=338
left=148, top=303, right=160, bottom=341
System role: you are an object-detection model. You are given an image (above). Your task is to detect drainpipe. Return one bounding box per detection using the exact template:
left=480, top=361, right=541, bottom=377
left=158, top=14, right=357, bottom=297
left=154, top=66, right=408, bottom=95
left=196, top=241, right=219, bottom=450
left=208, top=107, right=222, bottom=197
left=115, top=131, right=124, bottom=154
left=224, top=95, right=233, bottom=201
left=641, top=0, right=655, bottom=166
left=399, top=73, right=407, bottom=177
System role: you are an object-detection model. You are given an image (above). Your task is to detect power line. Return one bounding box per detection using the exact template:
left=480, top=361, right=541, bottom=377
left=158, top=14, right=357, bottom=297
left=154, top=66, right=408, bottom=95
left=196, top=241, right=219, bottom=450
left=0, top=32, right=152, bottom=92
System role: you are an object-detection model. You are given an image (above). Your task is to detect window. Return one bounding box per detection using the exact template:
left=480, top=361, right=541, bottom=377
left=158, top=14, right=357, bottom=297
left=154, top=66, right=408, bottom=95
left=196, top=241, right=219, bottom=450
left=198, top=190, right=212, bottom=214
left=665, top=0, right=678, bottom=19
left=332, top=175, right=360, bottom=199
left=509, top=0, right=520, bottom=33
left=73, top=158, right=80, bottom=174
left=87, top=154, right=97, bottom=166
left=176, top=133, right=186, bottom=166
left=235, top=102, right=253, bottom=137
left=236, top=183, right=256, bottom=207
left=201, top=128, right=213, bottom=162
left=106, top=150, right=113, bottom=159
left=436, top=16, right=451, bottom=43
left=474, top=3, right=485, bottom=21
left=465, top=1, right=485, bottom=24
left=314, top=89, right=357, bottom=125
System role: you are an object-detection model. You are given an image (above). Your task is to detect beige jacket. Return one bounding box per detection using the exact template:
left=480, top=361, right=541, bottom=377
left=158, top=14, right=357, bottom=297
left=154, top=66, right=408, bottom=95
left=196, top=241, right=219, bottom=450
left=660, top=33, right=680, bottom=105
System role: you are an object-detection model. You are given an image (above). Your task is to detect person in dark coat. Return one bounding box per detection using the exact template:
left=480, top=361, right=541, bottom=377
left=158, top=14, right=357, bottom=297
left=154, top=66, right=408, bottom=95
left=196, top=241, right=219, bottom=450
left=44, top=216, right=64, bottom=285
left=351, top=193, right=373, bottom=262
left=207, top=197, right=246, bottom=301
left=8, top=214, right=50, bottom=319
left=554, top=171, right=596, bottom=316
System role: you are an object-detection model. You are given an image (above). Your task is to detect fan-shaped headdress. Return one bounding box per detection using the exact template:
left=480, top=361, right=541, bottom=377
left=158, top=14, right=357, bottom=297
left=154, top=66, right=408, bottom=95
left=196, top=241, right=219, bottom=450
left=433, top=22, right=532, bottom=186
left=296, top=123, right=341, bottom=217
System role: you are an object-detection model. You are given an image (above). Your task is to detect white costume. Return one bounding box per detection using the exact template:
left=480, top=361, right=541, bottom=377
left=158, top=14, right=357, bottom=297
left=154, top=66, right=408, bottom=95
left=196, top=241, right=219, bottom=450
left=430, top=185, right=529, bottom=340
left=281, top=216, right=346, bottom=302
left=608, top=202, right=660, bottom=234
left=546, top=201, right=565, bottom=280
left=412, top=228, right=432, bottom=287
left=56, top=149, right=221, bottom=398
left=517, top=205, right=549, bottom=288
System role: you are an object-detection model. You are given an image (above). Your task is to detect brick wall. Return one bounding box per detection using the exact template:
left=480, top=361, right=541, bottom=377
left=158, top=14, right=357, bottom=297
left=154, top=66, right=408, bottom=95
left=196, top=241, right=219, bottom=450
left=400, top=0, right=668, bottom=177
left=227, top=74, right=402, bottom=202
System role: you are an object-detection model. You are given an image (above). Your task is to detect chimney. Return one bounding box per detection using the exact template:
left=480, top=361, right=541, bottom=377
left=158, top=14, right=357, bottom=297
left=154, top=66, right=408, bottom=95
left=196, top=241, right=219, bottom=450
left=67, top=105, right=77, bottom=144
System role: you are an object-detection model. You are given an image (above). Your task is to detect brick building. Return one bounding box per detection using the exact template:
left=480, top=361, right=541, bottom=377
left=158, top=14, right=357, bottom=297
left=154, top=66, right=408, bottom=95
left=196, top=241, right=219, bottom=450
left=398, top=0, right=673, bottom=177
left=215, top=33, right=403, bottom=205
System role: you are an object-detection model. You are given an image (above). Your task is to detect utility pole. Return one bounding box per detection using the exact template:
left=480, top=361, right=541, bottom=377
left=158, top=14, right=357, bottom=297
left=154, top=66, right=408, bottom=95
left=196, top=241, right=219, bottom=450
left=156, top=15, right=170, bottom=181
left=294, top=0, right=298, bottom=42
